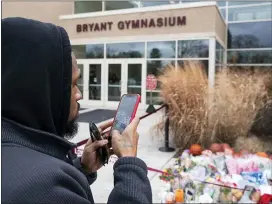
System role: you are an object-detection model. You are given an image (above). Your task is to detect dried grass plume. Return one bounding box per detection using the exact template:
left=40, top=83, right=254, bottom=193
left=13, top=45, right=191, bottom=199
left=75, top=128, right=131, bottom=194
left=156, top=61, right=270, bottom=152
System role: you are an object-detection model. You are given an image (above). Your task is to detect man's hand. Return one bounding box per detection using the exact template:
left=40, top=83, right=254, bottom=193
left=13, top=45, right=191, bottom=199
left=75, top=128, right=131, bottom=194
left=111, top=117, right=140, bottom=158
left=81, top=120, right=113, bottom=174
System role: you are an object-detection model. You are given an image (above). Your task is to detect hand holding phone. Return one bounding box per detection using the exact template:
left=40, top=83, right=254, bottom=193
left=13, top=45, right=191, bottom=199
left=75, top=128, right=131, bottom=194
left=110, top=94, right=141, bottom=134
left=111, top=117, right=140, bottom=158
left=83, top=94, right=141, bottom=168
left=80, top=123, right=109, bottom=173
left=110, top=94, right=141, bottom=158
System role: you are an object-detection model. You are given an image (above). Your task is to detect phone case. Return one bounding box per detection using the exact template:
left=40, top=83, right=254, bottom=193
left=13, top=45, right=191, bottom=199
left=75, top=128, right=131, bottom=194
left=111, top=93, right=141, bottom=130
left=89, top=122, right=109, bottom=165
left=107, top=94, right=141, bottom=147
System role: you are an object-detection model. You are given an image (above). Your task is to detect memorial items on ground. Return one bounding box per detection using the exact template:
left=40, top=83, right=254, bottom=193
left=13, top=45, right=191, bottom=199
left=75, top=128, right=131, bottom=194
left=159, top=143, right=272, bottom=203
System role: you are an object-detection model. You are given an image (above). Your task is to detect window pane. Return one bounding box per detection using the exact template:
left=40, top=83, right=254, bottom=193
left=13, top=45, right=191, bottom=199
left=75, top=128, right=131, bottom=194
left=146, top=91, right=163, bottom=105
left=227, top=66, right=272, bottom=71
left=182, top=0, right=200, bottom=3
left=147, top=41, right=176, bottom=58
left=220, top=8, right=226, bottom=20
left=178, top=60, right=209, bottom=75
left=141, top=1, right=172, bottom=7
left=127, top=64, right=142, bottom=101
left=216, top=42, right=220, bottom=60
left=228, top=1, right=268, bottom=6
left=228, top=4, right=272, bottom=21
left=217, top=1, right=226, bottom=7
left=216, top=42, right=224, bottom=63
left=227, top=50, right=272, bottom=64
left=74, top=1, right=102, bottom=14
left=147, top=60, right=175, bottom=90
left=178, top=40, right=209, bottom=58
left=72, top=44, right=104, bottom=59
left=89, top=64, right=102, bottom=100
left=72, top=45, right=85, bottom=59
left=106, top=42, right=145, bottom=58
left=105, top=1, right=139, bottom=11
left=86, top=44, right=104, bottom=58
left=108, top=64, right=121, bottom=101
left=227, top=21, right=272, bottom=49
left=128, top=64, right=142, bottom=86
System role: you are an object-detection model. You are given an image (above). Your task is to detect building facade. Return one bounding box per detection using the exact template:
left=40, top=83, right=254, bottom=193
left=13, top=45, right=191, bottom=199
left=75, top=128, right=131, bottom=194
left=2, top=1, right=271, bottom=108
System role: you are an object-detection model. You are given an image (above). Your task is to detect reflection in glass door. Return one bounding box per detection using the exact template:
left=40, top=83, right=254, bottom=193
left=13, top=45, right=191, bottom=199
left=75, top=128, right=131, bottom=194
left=127, top=63, right=142, bottom=101
left=89, top=64, right=102, bottom=100
left=108, top=64, right=121, bottom=101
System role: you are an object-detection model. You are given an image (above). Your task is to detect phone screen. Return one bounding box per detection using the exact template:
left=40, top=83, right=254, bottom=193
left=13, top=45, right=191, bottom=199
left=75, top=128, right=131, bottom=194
left=112, top=95, right=139, bottom=134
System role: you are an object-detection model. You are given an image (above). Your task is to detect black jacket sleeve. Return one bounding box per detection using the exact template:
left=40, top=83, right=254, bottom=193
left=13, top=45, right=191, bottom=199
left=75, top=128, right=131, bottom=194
left=107, top=157, right=153, bottom=204
left=2, top=155, right=96, bottom=204
left=72, top=157, right=98, bottom=185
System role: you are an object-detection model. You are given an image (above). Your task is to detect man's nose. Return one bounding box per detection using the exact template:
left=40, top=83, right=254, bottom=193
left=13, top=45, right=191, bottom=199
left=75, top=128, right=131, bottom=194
left=76, top=92, right=82, bottom=101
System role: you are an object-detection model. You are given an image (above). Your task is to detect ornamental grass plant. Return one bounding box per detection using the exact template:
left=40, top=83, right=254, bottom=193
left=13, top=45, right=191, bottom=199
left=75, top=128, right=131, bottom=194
left=155, top=62, right=271, bottom=152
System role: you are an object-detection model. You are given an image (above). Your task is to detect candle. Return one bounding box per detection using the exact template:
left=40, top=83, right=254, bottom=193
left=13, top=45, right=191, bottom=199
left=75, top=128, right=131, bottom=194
left=175, top=189, right=184, bottom=203
left=165, top=192, right=175, bottom=204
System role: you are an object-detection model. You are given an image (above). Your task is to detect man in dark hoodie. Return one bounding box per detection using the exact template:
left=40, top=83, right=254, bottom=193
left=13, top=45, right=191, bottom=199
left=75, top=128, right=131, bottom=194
left=1, top=17, right=152, bottom=204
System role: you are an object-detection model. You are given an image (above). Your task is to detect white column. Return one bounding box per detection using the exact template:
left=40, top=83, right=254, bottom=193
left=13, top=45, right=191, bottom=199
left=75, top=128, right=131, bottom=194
left=102, top=1, right=106, bottom=11
left=224, top=3, right=229, bottom=66
left=101, top=60, right=106, bottom=106
left=144, top=41, right=148, bottom=106
left=208, top=38, right=216, bottom=87
left=142, top=60, right=147, bottom=107
left=83, top=62, right=89, bottom=101
left=175, top=40, right=178, bottom=69
left=103, top=43, right=107, bottom=106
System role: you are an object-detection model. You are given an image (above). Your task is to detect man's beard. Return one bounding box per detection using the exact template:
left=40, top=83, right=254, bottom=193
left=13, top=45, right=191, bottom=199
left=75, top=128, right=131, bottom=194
left=64, top=120, right=79, bottom=140
left=64, top=102, right=80, bottom=140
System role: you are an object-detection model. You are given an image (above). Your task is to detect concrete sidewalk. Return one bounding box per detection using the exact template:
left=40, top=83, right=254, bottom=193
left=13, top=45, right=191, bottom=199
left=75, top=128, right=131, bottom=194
left=70, top=108, right=176, bottom=203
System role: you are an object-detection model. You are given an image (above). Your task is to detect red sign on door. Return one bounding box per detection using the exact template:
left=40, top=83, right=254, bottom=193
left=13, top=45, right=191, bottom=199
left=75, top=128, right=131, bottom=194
left=146, top=74, right=157, bottom=90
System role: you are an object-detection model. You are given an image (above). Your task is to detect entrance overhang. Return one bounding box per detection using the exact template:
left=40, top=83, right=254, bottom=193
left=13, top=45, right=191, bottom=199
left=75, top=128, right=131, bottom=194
left=59, top=2, right=226, bottom=46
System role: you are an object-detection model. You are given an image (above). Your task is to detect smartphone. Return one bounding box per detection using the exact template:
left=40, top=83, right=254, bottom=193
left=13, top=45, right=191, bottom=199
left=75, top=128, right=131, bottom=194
left=111, top=94, right=141, bottom=134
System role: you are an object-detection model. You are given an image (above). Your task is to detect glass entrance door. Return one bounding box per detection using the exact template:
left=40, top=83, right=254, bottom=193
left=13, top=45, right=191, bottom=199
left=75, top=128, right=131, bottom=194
left=127, top=63, right=142, bottom=101
left=88, top=64, right=102, bottom=101
left=76, top=60, right=105, bottom=107
left=106, top=60, right=145, bottom=107
left=107, top=62, right=123, bottom=104
left=86, top=61, right=105, bottom=106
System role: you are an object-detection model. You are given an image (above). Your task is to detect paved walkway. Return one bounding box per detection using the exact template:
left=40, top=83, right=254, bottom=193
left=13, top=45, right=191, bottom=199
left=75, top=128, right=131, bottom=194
left=70, top=108, right=176, bottom=203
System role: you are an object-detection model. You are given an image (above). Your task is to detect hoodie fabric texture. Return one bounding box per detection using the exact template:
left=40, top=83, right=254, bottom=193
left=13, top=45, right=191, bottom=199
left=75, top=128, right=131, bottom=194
left=1, top=17, right=152, bottom=204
